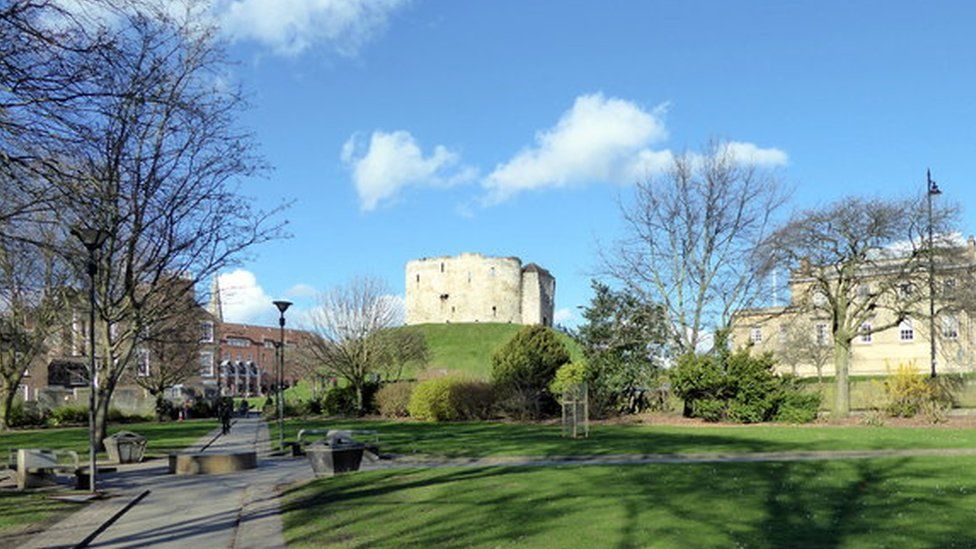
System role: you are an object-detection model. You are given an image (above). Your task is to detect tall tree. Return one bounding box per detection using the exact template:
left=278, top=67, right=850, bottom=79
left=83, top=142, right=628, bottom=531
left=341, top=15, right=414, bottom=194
left=603, top=141, right=789, bottom=354
left=576, top=280, right=669, bottom=415
left=772, top=317, right=833, bottom=382
left=0, top=231, right=68, bottom=429
left=52, top=2, right=282, bottom=443
left=760, top=196, right=957, bottom=416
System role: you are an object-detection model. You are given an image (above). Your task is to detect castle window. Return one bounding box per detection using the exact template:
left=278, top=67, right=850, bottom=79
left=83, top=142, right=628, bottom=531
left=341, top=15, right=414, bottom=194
left=492, top=306, right=497, bottom=317
left=440, top=262, right=445, bottom=273
left=451, top=306, right=455, bottom=314
left=490, top=267, right=495, bottom=277
left=468, top=272, right=472, bottom=283
left=416, top=274, right=420, bottom=284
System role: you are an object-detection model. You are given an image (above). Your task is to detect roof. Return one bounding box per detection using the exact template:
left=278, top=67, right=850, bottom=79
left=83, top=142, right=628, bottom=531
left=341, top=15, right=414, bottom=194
left=522, top=263, right=553, bottom=278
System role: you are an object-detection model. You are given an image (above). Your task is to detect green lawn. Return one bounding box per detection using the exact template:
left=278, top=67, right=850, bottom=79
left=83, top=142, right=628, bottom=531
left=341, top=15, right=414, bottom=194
left=404, top=323, right=583, bottom=379
left=274, top=418, right=976, bottom=458
left=0, top=419, right=217, bottom=538
left=282, top=456, right=976, bottom=547
left=0, top=419, right=218, bottom=460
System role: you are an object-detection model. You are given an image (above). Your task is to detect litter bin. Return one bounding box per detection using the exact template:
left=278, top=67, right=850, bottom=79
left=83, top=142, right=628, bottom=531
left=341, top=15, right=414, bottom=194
left=104, top=431, right=148, bottom=464
left=306, top=435, right=365, bottom=477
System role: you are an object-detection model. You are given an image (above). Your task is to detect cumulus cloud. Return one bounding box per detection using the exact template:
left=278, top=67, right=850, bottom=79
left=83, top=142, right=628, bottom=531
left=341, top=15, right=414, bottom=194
left=341, top=130, right=474, bottom=211
left=217, top=269, right=275, bottom=324
left=482, top=93, right=670, bottom=203
left=286, top=283, right=318, bottom=299
left=214, top=0, right=408, bottom=56
left=721, top=141, right=789, bottom=167
left=553, top=308, right=575, bottom=326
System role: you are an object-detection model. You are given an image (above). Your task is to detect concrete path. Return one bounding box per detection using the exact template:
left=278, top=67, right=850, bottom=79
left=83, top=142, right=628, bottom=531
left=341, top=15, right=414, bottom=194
left=21, top=416, right=314, bottom=549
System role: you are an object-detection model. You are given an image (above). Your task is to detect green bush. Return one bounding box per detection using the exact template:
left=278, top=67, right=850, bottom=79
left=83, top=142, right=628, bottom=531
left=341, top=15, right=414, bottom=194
left=189, top=399, right=214, bottom=419
left=409, top=377, right=458, bottom=421
left=107, top=408, right=153, bottom=423
left=321, top=384, right=380, bottom=417
left=408, top=377, right=496, bottom=421
left=775, top=391, right=822, bottom=423
left=549, top=362, right=588, bottom=398
left=8, top=401, right=46, bottom=427
left=884, top=364, right=936, bottom=417
left=376, top=382, right=415, bottom=418
left=671, top=348, right=817, bottom=424
left=491, top=325, right=570, bottom=419
left=692, top=398, right=726, bottom=422
left=47, top=404, right=89, bottom=426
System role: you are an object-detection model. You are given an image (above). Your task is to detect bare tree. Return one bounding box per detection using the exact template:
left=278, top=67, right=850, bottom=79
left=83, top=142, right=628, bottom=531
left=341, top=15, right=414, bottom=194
left=49, top=2, right=283, bottom=443
left=773, top=317, right=832, bottom=383
left=306, top=278, right=423, bottom=414
left=760, top=196, right=958, bottom=416
left=131, top=291, right=208, bottom=420
left=604, top=141, right=789, bottom=354
left=0, top=231, right=68, bottom=428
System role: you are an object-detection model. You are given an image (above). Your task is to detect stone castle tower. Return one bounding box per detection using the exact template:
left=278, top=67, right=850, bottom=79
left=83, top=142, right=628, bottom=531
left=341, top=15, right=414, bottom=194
left=405, top=253, right=555, bottom=326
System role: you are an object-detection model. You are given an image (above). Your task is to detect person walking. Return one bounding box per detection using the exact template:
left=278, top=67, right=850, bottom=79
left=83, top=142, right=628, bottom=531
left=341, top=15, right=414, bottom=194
left=219, top=398, right=232, bottom=435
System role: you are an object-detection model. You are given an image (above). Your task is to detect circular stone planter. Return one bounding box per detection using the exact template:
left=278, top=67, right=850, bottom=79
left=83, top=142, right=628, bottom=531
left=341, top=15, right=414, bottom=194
left=168, top=451, right=257, bottom=475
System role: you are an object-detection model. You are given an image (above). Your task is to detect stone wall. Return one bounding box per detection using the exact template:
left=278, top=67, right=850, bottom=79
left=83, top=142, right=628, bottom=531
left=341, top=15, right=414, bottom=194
left=405, top=253, right=555, bottom=326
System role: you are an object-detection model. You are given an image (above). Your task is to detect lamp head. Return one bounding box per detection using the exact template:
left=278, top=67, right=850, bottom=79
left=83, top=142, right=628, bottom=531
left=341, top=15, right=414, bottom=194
left=70, top=226, right=108, bottom=252
left=273, top=300, right=292, bottom=314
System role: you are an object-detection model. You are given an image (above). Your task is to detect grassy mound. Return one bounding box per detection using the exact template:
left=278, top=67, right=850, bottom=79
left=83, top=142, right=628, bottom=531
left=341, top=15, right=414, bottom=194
left=403, top=323, right=582, bottom=379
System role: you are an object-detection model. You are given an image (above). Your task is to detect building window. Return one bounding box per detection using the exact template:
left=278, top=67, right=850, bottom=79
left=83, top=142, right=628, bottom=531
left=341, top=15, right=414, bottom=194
left=440, top=262, right=445, bottom=273
left=859, top=323, right=872, bottom=344
left=899, top=319, right=914, bottom=342
left=136, top=349, right=150, bottom=377
left=749, top=327, right=763, bottom=344
left=467, top=272, right=472, bottom=283
left=490, top=267, right=495, bottom=277
left=899, top=283, right=915, bottom=299
left=416, top=274, right=420, bottom=284
left=227, top=337, right=249, bottom=347
left=264, top=340, right=275, bottom=349
left=857, top=284, right=870, bottom=299
left=815, top=323, right=828, bottom=346
left=200, top=351, right=214, bottom=377
left=492, top=305, right=497, bottom=318
left=944, top=278, right=957, bottom=297
left=200, top=321, right=214, bottom=343
left=943, top=315, right=960, bottom=340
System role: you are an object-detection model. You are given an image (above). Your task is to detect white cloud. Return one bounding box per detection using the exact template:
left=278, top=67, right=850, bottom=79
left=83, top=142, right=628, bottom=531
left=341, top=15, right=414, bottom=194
left=214, top=0, right=408, bottom=56
left=553, top=308, right=575, bottom=326
left=286, top=283, right=318, bottom=299
left=217, top=269, right=275, bottom=324
left=342, top=130, right=474, bottom=211
left=722, top=141, right=789, bottom=167
left=482, top=93, right=670, bottom=203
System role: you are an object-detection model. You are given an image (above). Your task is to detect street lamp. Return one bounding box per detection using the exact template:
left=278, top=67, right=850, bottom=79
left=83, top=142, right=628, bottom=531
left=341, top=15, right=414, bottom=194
left=927, top=169, right=942, bottom=379
left=70, top=226, right=108, bottom=495
left=272, top=300, right=292, bottom=450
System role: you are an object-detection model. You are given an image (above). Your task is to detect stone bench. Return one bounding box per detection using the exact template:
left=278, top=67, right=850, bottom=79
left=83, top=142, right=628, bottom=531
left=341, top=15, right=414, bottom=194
left=168, top=451, right=257, bottom=475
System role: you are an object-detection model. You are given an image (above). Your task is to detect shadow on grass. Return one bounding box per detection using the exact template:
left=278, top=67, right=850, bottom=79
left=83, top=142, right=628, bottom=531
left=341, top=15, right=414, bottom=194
left=281, top=457, right=976, bottom=547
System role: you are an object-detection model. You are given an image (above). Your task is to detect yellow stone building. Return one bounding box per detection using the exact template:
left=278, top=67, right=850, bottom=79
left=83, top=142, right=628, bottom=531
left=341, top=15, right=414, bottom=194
left=731, top=239, right=976, bottom=377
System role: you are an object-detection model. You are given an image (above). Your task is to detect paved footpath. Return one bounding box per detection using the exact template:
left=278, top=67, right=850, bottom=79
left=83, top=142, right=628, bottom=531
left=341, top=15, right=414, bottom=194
left=22, top=417, right=313, bottom=549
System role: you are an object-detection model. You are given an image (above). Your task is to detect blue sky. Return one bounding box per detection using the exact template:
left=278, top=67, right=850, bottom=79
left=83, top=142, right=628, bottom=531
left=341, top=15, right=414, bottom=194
left=209, top=0, right=976, bottom=328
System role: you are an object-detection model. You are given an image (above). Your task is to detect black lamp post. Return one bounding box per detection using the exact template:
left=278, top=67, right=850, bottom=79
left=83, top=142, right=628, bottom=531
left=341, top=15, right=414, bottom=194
left=927, top=169, right=942, bottom=379
left=272, top=300, right=292, bottom=450
left=70, top=226, right=108, bottom=494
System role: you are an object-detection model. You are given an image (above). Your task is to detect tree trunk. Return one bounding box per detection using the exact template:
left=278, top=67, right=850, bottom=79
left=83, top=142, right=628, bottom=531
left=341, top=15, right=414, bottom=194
left=354, top=382, right=364, bottom=416
left=833, top=339, right=851, bottom=417
left=0, top=379, right=17, bottom=430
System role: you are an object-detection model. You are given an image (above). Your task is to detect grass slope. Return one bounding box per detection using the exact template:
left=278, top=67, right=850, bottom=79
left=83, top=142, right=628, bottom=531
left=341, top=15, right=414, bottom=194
left=283, top=457, right=976, bottom=547
left=406, top=323, right=582, bottom=379
left=0, top=419, right=218, bottom=459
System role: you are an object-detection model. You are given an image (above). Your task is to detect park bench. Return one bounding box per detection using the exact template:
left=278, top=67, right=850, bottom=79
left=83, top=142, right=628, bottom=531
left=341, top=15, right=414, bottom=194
left=289, top=428, right=380, bottom=460
left=13, top=448, right=81, bottom=490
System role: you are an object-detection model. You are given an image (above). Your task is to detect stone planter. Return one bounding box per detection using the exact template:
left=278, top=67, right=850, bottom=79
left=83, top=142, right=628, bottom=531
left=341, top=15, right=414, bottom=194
left=306, top=443, right=365, bottom=477
left=104, top=431, right=147, bottom=464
